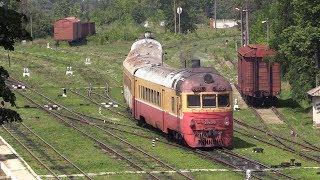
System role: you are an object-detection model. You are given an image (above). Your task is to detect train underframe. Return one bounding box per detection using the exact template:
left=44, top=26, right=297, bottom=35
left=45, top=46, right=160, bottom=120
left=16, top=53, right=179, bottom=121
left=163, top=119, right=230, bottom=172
left=243, top=94, right=278, bottom=107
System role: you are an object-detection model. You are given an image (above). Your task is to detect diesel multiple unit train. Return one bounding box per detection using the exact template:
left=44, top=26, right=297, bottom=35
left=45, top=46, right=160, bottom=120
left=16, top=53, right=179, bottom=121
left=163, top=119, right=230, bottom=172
left=123, top=37, right=233, bottom=148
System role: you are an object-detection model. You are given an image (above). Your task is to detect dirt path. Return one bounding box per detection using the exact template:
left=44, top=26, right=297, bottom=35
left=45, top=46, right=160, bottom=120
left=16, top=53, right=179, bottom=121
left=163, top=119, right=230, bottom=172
left=231, top=84, right=248, bottom=109
left=255, top=108, right=284, bottom=124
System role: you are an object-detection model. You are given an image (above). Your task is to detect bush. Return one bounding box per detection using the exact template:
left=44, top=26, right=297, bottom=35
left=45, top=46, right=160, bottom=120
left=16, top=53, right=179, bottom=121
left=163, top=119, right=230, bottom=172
left=90, top=19, right=145, bottom=44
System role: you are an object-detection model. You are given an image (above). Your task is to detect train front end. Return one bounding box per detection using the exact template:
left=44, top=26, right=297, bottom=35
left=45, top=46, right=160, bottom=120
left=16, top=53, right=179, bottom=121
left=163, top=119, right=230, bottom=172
left=178, top=71, right=233, bottom=148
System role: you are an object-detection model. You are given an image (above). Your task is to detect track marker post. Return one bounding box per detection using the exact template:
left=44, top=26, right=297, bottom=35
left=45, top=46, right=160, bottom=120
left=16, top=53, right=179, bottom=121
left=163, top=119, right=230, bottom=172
left=66, top=66, right=73, bottom=76
left=62, top=88, right=67, bottom=97
left=23, top=67, right=30, bottom=77
left=245, top=169, right=252, bottom=180
left=85, top=57, right=92, bottom=65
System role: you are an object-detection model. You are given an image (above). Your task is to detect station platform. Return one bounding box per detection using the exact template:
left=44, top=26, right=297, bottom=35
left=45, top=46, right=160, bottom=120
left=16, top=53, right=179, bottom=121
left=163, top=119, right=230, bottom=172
left=0, top=136, right=39, bottom=180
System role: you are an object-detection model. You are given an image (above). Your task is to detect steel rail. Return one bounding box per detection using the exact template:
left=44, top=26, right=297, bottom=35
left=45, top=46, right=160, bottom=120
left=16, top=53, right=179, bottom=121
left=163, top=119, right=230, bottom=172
left=2, top=125, right=61, bottom=180
left=17, top=91, right=161, bottom=180
left=19, top=122, right=92, bottom=179
left=9, top=76, right=296, bottom=179
left=10, top=79, right=193, bottom=180
left=271, top=107, right=320, bottom=152
left=234, top=118, right=320, bottom=152
left=250, top=108, right=320, bottom=163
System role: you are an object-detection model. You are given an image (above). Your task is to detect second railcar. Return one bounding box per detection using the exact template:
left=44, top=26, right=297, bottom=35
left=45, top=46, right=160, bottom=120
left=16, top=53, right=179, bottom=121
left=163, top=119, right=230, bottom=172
left=237, top=45, right=281, bottom=106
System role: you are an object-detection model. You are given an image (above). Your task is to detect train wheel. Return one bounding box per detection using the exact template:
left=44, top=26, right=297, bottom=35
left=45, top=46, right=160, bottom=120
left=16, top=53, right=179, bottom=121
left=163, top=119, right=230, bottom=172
left=166, top=130, right=174, bottom=142
left=137, top=116, right=146, bottom=127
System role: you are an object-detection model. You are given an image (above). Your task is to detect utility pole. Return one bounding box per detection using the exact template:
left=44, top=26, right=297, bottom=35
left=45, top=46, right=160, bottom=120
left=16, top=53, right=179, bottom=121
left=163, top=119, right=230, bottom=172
left=245, top=0, right=250, bottom=44
left=235, top=7, right=244, bottom=46
left=214, top=0, right=217, bottom=29
left=177, top=7, right=182, bottom=34
left=174, top=0, right=177, bottom=34
left=30, top=15, right=33, bottom=40
left=262, top=19, right=269, bottom=42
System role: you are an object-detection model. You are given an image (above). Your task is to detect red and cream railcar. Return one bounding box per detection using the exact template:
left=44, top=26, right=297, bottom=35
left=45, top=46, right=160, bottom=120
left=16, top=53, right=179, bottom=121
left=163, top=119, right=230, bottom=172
left=123, top=38, right=233, bottom=148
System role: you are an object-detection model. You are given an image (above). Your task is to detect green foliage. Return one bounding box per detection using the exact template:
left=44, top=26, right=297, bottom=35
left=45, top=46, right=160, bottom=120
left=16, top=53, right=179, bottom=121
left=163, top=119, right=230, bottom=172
left=0, top=5, right=31, bottom=50
left=132, top=6, right=147, bottom=24
left=157, top=0, right=198, bottom=33
left=269, top=0, right=320, bottom=102
left=0, top=66, right=21, bottom=124
left=248, top=0, right=320, bottom=102
left=0, top=109, right=22, bottom=125
left=0, top=66, right=16, bottom=106
left=89, top=19, right=144, bottom=44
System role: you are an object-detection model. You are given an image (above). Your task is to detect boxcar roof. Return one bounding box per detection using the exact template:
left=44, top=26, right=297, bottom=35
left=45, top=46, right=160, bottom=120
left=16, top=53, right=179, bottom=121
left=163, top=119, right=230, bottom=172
left=55, top=17, right=80, bottom=23
left=238, top=44, right=276, bottom=58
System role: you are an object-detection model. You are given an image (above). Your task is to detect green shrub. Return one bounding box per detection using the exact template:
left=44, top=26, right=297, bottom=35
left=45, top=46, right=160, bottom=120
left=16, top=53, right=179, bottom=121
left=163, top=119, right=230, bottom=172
left=89, top=19, right=144, bottom=44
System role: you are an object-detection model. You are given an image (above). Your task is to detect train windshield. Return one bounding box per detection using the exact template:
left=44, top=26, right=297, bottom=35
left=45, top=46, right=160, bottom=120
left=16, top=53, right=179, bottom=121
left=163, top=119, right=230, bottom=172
left=202, top=94, right=216, bottom=108
left=187, top=95, right=200, bottom=107
left=218, top=94, right=230, bottom=107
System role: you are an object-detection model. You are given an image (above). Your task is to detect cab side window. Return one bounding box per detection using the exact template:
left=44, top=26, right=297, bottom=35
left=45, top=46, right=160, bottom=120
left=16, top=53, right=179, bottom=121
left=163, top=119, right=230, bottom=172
left=187, top=95, right=200, bottom=107
left=218, top=94, right=230, bottom=107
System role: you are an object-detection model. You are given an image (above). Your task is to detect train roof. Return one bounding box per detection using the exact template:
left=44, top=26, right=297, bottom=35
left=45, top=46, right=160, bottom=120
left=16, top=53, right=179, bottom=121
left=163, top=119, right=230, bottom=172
left=123, top=39, right=163, bottom=74
left=124, top=38, right=232, bottom=92
left=135, top=66, right=231, bottom=92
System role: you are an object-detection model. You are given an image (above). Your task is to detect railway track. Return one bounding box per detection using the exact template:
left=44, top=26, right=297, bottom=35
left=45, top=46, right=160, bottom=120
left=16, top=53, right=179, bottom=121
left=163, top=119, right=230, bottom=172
left=8, top=79, right=194, bottom=180
left=196, top=149, right=293, bottom=180
left=233, top=83, right=320, bottom=159
left=2, top=122, right=91, bottom=180
left=250, top=107, right=320, bottom=164
left=8, top=77, right=297, bottom=179
left=271, top=107, right=320, bottom=151
left=67, top=81, right=296, bottom=179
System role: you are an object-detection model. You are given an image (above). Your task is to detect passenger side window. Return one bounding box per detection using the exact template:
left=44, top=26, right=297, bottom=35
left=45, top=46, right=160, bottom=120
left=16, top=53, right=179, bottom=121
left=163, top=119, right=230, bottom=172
left=171, top=97, right=175, bottom=113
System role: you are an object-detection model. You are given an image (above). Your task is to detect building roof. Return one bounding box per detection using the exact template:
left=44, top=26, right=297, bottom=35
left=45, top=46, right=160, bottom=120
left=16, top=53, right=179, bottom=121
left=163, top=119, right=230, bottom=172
left=307, top=86, right=320, bottom=97
left=238, top=44, right=276, bottom=58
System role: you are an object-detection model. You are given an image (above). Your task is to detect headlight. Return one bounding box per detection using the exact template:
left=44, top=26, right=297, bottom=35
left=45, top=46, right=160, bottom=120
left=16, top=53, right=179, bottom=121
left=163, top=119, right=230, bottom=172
left=224, top=117, right=230, bottom=126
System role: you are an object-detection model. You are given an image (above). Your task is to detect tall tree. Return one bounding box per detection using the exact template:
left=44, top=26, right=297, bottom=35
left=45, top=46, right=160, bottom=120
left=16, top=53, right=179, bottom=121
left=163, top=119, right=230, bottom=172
left=0, top=66, right=22, bottom=124
left=270, top=0, right=320, bottom=101
left=0, top=0, right=23, bottom=124
left=0, top=0, right=31, bottom=50
left=157, top=0, right=197, bottom=33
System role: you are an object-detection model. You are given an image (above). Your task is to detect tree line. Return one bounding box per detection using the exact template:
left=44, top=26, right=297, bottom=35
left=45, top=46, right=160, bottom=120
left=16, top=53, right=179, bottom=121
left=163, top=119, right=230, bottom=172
left=249, top=0, right=320, bottom=102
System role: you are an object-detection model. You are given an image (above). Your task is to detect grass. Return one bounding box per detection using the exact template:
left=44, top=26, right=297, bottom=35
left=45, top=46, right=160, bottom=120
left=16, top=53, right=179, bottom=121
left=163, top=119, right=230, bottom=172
left=0, top=27, right=319, bottom=179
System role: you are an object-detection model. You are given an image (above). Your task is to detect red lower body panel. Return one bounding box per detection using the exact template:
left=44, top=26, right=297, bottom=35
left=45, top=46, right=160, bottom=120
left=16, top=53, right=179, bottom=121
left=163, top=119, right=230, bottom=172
left=134, top=99, right=233, bottom=148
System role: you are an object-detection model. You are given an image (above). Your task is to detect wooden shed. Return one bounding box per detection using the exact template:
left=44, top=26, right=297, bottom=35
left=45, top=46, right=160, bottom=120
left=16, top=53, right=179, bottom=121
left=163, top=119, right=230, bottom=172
left=307, top=86, right=320, bottom=126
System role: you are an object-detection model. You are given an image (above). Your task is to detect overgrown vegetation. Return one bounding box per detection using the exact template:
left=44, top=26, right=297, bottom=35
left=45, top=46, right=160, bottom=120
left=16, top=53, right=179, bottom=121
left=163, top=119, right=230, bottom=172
left=249, top=0, right=320, bottom=103
left=0, top=0, right=31, bottom=50
left=0, top=66, right=21, bottom=124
